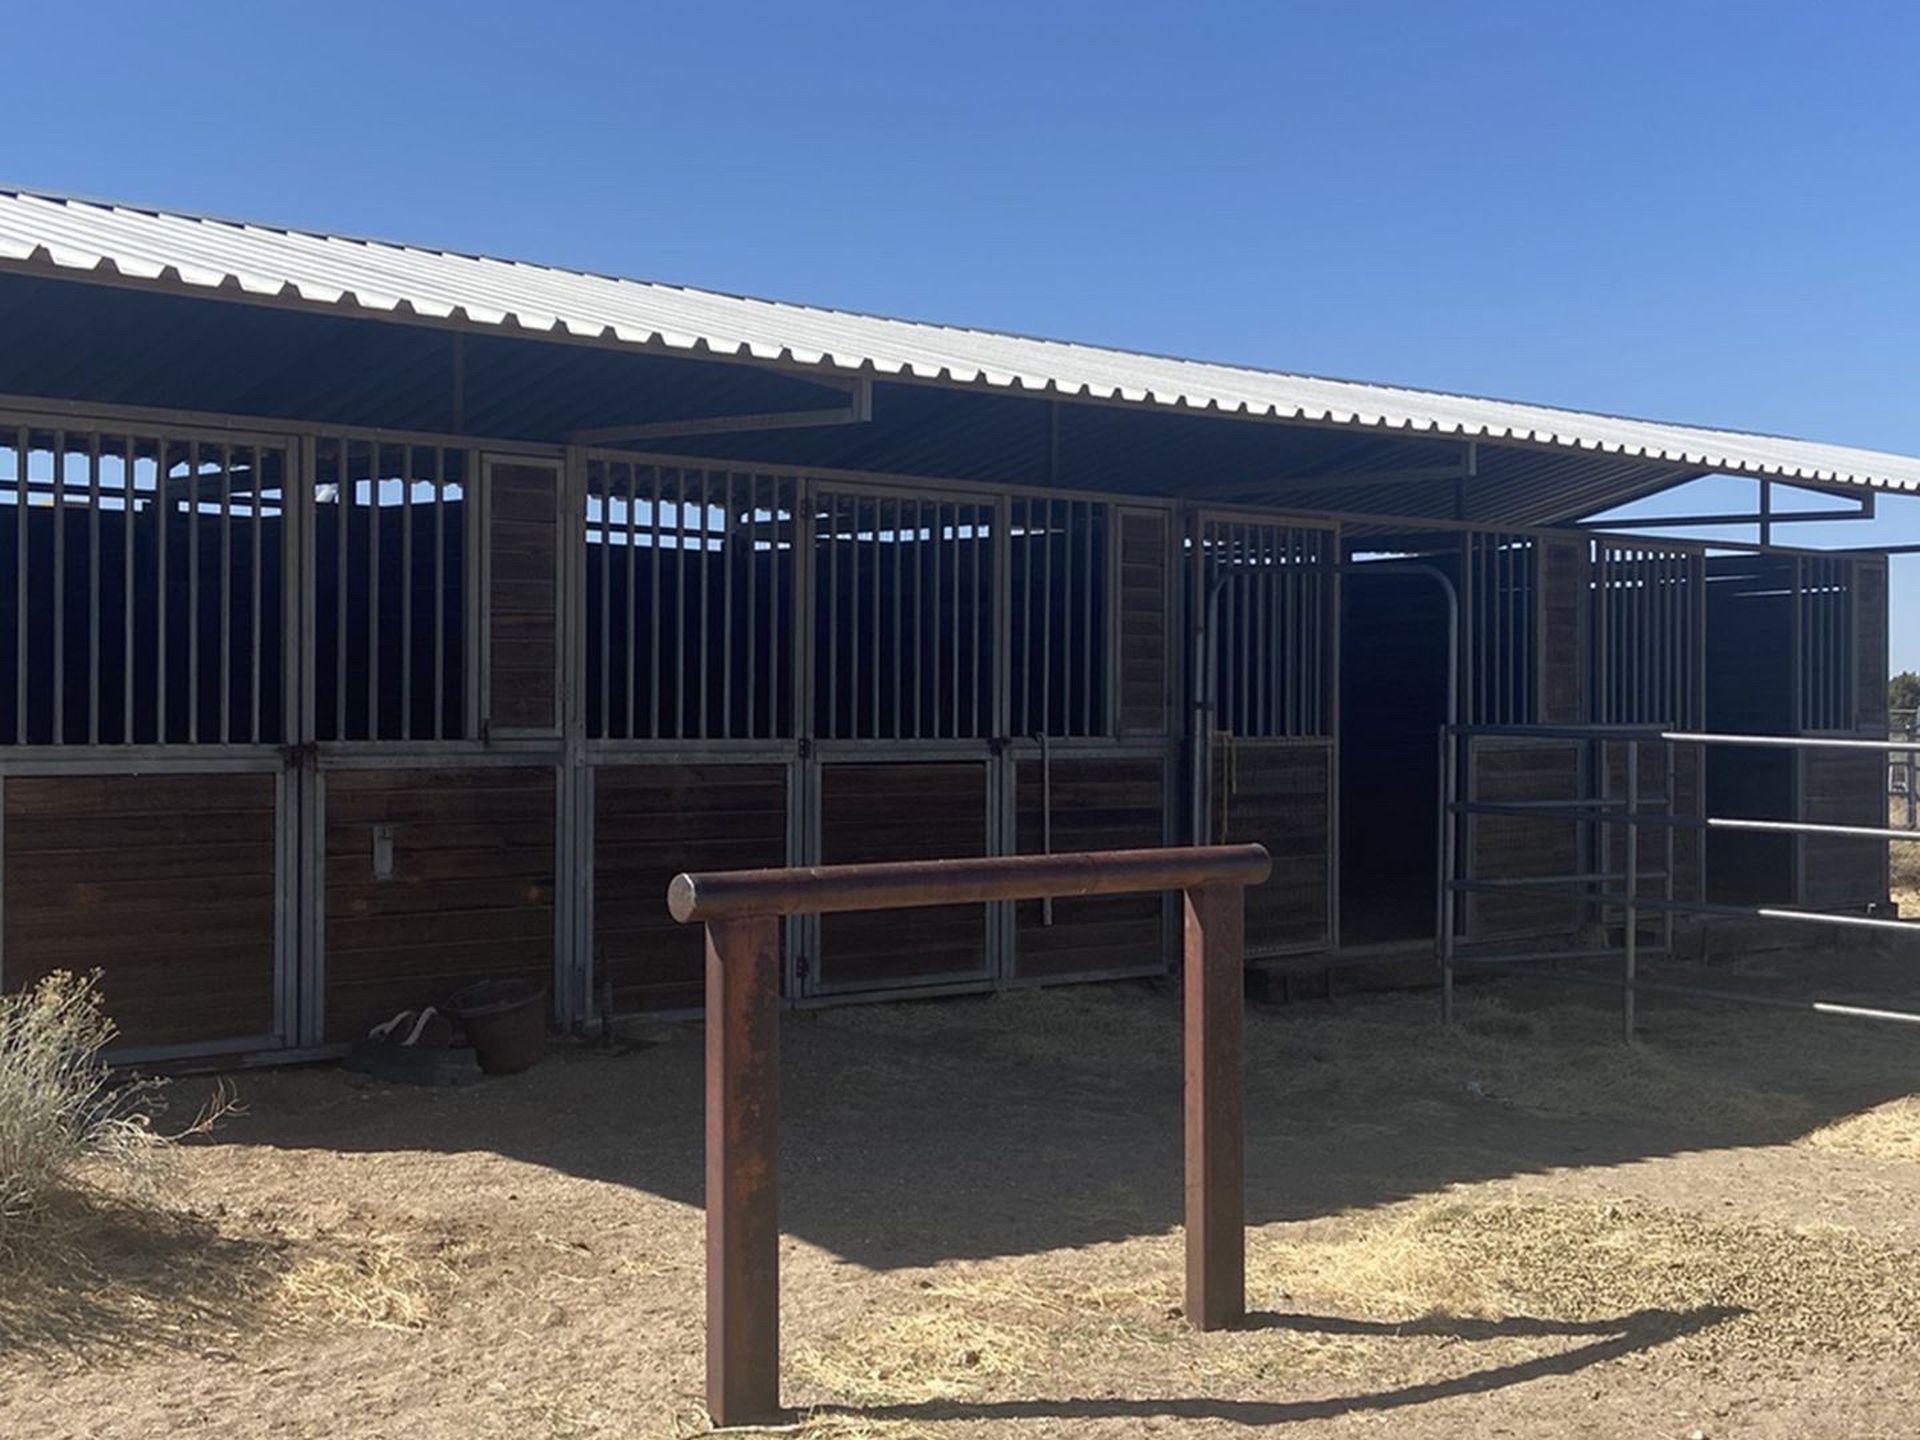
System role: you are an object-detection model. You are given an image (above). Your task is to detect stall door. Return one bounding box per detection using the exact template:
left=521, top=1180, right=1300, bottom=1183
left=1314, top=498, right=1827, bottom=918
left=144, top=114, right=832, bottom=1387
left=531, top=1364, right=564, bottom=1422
left=809, top=760, right=994, bottom=993
left=1198, top=515, right=1336, bottom=955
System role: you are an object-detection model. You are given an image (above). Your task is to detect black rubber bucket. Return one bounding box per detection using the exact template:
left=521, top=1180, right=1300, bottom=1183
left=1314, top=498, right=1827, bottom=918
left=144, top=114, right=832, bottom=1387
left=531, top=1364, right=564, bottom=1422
left=449, top=979, right=548, bottom=1075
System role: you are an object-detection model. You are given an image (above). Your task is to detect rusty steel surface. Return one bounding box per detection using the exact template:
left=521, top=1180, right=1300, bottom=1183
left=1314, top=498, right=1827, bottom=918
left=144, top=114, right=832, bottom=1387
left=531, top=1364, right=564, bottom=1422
left=667, top=843, right=1272, bottom=923
left=704, top=914, right=781, bottom=1427
left=1183, top=882, right=1247, bottom=1330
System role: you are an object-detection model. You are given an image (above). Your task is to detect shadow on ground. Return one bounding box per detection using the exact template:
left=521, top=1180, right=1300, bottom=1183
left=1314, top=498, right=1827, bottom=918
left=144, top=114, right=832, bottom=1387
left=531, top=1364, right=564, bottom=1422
left=200, top=947, right=1920, bottom=1273
left=0, top=1194, right=282, bottom=1361
left=817, top=1303, right=1741, bottom=1428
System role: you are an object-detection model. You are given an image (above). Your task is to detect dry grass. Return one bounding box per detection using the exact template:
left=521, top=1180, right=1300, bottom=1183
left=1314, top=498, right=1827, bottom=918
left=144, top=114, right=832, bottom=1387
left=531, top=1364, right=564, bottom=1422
left=272, top=1233, right=445, bottom=1330
left=0, top=973, right=167, bottom=1255
left=1803, top=1097, right=1920, bottom=1163
left=1255, top=1195, right=1920, bottom=1360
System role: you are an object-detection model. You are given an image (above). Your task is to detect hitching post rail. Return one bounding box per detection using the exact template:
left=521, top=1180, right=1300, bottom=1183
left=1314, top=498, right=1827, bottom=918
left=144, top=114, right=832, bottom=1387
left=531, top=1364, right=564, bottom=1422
left=667, top=843, right=1273, bottom=1428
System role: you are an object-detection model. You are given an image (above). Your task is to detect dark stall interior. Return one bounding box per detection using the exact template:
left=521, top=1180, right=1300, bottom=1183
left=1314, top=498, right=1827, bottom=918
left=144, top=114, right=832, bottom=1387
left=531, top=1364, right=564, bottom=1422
left=1340, top=555, right=1456, bottom=945
left=1704, top=555, right=1798, bottom=903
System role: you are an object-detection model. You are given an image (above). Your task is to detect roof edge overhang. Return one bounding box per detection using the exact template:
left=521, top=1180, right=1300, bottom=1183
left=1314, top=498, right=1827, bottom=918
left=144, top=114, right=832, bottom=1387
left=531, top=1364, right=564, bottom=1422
left=1, top=186, right=1918, bottom=497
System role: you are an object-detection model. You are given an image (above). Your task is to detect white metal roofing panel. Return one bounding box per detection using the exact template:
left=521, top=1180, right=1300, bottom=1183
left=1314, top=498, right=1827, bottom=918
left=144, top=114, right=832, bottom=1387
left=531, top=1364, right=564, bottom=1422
left=2, top=187, right=1917, bottom=493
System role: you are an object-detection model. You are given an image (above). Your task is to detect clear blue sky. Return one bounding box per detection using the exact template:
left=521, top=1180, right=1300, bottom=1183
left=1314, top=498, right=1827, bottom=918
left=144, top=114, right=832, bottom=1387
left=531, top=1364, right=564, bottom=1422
left=6, top=1, right=1917, bottom=666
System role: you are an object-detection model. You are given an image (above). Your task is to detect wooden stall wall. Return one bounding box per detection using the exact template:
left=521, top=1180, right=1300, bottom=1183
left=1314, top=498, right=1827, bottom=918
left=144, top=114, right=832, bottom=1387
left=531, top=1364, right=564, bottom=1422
left=487, top=461, right=559, bottom=733
left=1218, top=740, right=1333, bottom=955
left=1115, top=509, right=1171, bottom=736
left=322, top=766, right=556, bottom=1043
left=1540, top=537, right=1586, bottom=725
left=4, top=773, right=280, bottom=1049
left=1012, top=755, right=1167, bottom=980
left=592, top=763, right=788, bottom=1012
left=813, top=761, right=990, bottom=990
left=1463, top=738, right=1583, bottom=940
left=1802, top=555, right=1889, bottom=911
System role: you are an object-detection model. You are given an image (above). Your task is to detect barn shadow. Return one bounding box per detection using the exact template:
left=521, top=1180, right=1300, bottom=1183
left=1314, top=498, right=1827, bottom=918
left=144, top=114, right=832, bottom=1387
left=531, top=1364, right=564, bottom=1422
left=197, top=946, right=1920, bottom=1273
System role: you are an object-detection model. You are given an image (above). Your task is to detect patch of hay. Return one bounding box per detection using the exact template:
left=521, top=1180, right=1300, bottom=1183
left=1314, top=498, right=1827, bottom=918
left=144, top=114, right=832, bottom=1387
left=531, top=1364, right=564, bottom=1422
left=789, top=1276, right=1060, bottom=1406
left=1255, top=1196, right=1920, bottom=1360
left=1803, top=1097, right=1920, bottom=1163
left=272, top=1232, right=445, bottom=1331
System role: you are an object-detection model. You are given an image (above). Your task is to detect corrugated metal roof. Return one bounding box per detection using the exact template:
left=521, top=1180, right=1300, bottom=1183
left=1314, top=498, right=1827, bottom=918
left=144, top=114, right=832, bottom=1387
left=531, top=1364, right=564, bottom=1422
left=1, top=186, right=1916, bottom=494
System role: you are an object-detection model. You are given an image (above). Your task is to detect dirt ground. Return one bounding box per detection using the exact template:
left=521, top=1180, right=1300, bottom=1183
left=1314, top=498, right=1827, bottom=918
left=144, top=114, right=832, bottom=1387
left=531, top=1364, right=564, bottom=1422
left=8, top=940, right=1920, bottom=1440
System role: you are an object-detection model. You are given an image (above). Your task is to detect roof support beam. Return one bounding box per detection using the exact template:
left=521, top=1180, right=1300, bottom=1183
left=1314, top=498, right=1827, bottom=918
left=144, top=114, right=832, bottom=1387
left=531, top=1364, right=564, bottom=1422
left=567, top=377, right=871, bottom=447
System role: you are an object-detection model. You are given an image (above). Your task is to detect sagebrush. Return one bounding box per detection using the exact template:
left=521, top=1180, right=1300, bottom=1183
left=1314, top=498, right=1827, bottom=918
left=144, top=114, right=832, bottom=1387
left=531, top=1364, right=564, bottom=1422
left=0, top=970, right=166, bottom=1252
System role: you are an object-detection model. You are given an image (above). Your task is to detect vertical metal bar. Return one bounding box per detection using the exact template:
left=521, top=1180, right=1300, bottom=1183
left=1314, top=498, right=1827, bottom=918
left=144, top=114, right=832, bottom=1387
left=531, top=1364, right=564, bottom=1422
left=183, top=437, right=201, bottom=742
left=1040, top=498, right=1054, bottom=735
left=1018, top=498, right=1033, bottom=733
left=401, top=446, right=414, bottom=740
left=871, top=499, right=883, bottom=744
left=1081, top=502, right=1094, bottom=736
left=1624, top=741, right=1640, bottom=1044
left=366, top=445, right=379, bottom=740
left=123, top=435, right=136, bottom=744
left=1183, top=880, right=1246, bottom=1332
left=969, top=502, right=982, bottom=736
left=1437, top=724, right=1457, bottom=1023
left=699, top=470, right=712, bottom=740
left=87, top=435, right=100, bottom=744
left=598, top=469, right=612, bottom=740
left=218, top=444, right=231, bottom=743
left=649, top=467, right=662, bottom=738
left=157, top=437, right=171, bottom=742
left=433, top=447, right=447, bottom=740
left=824, top=490, right=839, bottom=739
left=722, top=472, right=736, bottom=739
left=52, top=432, right=65, bottom=743
left=947, top=502, right=961, bottom=738
left=931, top=498, right=944, bottom=735
left=703, top=913, right=782, bottom=1429
left=332, top=440, right=347, bottom=740
left=1235, top=524, right=1250, bottom=735
left=626, top=464, right=640, bottom=740
left=746, top=475, right=758, bottom=738
left=678, top=470, right=691, bottom=739
left=13, top=426, right=26, bottom=742
left=914, top=497, right=928, bottom=739
left=250, top=448, right=264, bottom=743
left=891, top=498, right=904, bottom=738
left=770, top=477, right=785, bottom=738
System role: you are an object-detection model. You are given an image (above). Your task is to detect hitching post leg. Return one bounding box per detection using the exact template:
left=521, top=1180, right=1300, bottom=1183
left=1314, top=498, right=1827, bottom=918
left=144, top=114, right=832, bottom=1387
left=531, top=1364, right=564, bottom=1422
left=1183, top=881, right=1246, bottom=1330
left=705, top=914, right=781, bottom=1427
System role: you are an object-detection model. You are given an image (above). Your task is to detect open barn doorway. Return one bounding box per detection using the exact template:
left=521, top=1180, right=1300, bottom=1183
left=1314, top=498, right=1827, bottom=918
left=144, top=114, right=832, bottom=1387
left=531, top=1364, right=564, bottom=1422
left=1703, top=554, right=1799, bottom=903
left=1339, top=554, right=1458, bottom=947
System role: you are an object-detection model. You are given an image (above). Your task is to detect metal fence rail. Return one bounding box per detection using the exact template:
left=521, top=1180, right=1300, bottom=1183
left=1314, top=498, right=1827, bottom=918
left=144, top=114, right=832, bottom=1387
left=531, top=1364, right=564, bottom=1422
left=1440, top=724, right=1920, bottom=1043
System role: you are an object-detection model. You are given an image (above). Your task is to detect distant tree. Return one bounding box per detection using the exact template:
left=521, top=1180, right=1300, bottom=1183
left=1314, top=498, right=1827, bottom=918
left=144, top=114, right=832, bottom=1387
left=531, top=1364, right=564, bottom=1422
left=1891, top=671, right=1920, bottom=716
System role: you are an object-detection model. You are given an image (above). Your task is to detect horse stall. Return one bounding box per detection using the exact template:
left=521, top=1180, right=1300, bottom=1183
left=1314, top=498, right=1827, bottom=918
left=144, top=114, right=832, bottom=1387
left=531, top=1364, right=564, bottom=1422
left=0, top=188, right=1903, bottom=1061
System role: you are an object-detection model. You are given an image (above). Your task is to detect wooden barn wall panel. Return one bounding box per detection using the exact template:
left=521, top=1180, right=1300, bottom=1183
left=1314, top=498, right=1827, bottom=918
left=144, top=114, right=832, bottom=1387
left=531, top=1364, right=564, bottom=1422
left=1601, top=739, right=1701, bottom=904
left=1467, top=738, right=1581, bottom=939
left=324, top=766, right=554, bottom=1042
left=488, top=463, right=558, bottom=731
left=593, top=763, right=787, bottom=1012
left=1855, top=556, right=1889, bottom=733
left=1540, top=537, right=1586, bottom=724
left=1802, top=748, right=1887, bottom=911
left=1013, top=755, right=1166, bottom=980
left=1216, top=741, right=1331, bottom=953
left=5, top=773, right=277, bottom=1048
left=1116, top=510, right=1171, bottom=736
left=817, top=762, right=987, bottom=987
